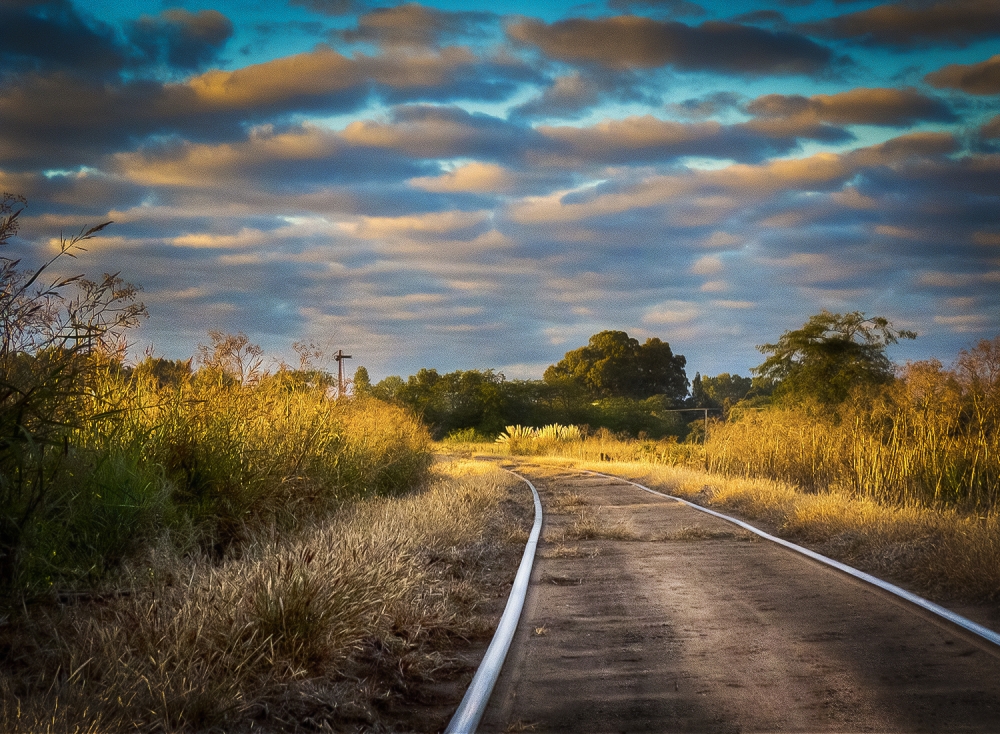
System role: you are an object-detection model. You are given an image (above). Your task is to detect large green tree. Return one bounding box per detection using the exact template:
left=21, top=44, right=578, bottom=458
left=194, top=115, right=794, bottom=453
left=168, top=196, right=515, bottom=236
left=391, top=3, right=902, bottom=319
left=753, top=310, right=916, bottom=404
left=543, top=330, right=688, bottom=402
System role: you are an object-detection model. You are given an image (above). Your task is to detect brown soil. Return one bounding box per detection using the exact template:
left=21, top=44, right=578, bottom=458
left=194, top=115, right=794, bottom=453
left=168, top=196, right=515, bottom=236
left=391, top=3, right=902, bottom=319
left=478, top=463, right=1000, bottom=733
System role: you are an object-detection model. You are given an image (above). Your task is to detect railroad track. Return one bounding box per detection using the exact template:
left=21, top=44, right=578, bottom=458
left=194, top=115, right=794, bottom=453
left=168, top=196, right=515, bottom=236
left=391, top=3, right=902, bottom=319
left=448, top=464, right=1000, bottom=733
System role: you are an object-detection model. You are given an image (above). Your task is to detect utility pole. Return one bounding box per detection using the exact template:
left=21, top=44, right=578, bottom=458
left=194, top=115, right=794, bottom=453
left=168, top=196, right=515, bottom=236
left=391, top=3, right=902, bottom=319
left=334, top=349, right=352, bottom=398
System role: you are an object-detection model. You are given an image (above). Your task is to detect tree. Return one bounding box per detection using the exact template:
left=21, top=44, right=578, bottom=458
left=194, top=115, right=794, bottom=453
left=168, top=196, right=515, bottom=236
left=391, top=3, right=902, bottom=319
left=701, top=373, right=753, bottom=407
left=353, top=365, right=372, bottom=396
left=196, top=330, right=263, bottom=386
left=372, top=375, right=405, bottom=402
left=543, top=330, right=688, bottom=402
left=753, top=310, right=916, bottom=404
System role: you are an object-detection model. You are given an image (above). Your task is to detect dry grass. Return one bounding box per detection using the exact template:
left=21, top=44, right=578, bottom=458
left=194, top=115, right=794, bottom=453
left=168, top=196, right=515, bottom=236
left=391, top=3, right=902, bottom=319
left=0, top=460, right=531, bottom=733
left=541, top=544, right=601, bottom=559
left=548, top=491, right=587, bottom=513
left=551, top=458, right=1000, bottom=603
left=557, top=510, right=639, bottom=542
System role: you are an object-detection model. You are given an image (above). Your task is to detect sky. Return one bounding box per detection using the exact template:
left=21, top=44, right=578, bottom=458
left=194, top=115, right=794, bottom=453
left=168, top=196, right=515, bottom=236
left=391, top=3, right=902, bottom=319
left=3, top=0, right=1000, bottom=382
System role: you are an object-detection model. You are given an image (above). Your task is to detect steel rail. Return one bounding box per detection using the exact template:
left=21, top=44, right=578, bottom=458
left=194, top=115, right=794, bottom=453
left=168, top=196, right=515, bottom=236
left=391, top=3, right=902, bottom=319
left=444, top=470, right=543, bottom=734
left=585, top=470, right=1000, bottom=649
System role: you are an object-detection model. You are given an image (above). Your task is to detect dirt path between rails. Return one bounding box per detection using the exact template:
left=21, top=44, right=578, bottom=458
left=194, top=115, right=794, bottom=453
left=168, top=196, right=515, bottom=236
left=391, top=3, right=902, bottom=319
left=478, top=462, right=1000, bottom=733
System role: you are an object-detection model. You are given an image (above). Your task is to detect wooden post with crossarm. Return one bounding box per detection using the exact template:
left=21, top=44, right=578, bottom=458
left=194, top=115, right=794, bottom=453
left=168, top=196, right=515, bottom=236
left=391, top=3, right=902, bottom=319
left=334, top=349, right=352, bottom=398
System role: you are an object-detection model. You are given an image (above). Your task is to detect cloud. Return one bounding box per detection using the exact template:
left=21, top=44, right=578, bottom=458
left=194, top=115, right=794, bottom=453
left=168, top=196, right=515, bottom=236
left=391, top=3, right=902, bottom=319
left=336, top=4, right=496, bottom=48
left=506, top=16, right=837, bottom=76
left=341, top=104, right=535, bottom=159
left=0, top=0, right=126, bottom=78
left=667, top=91, right=743, bottom=119
left=711, top=299, right=755, bottom=308
left=127, top=8, right=234, bottom=71
left=0, top=43, right=538, bottom=170
left=933, top=314, right=992, bottom=332
left=409, top=162, right=524, bottom=193
left=537, top=116, right=726, bottom=162
left=531, top=112, right=859, bottom=168
left=925, top=54, right=1000, bottom=94
left=691, top=254, right=723, bottom=274
left=507, top=132, right=959, bottom=230
left=643, top=300, right=699, bottom=324
left=112, top=123, right=427, bottom=189
left=804, top=0, right=1000, bottom=48
left=352, top=210, right=492, bottom=241
left=289, top=0, right=366, bottom=16
left=746, top=87, right=955, bottom=127
left=169, top=228, right=268, bottom=249
left=511, top=69, right=658, bottom=120
left=607, top=0, right=707, bottom=17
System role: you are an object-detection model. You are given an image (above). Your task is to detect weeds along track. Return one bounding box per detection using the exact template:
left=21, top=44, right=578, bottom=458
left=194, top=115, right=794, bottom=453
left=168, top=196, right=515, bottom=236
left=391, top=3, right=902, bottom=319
left=477, top=463, right=1000, bottom=734
left=0, top=460, right=534, bottom=734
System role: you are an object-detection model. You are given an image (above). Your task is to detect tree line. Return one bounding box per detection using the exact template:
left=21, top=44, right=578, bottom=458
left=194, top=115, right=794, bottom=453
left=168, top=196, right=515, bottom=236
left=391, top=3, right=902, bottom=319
left=358, top=330, right=699, bottom=440
left=356, top=310, right=935, bottom=441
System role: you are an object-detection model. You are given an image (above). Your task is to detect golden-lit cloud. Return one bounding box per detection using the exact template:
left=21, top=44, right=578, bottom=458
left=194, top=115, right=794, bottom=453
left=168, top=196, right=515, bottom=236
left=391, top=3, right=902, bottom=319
left=409, top=162, right=517, bottom=192
left=926, top=54, right=1000, bottom=94
left=746, top=87, right=953, bottom=127
left=184, top=47, right=361, bottom=109
left=114, top=125, right=342, bottom=186
left=169, top=228, right=268, bottom=249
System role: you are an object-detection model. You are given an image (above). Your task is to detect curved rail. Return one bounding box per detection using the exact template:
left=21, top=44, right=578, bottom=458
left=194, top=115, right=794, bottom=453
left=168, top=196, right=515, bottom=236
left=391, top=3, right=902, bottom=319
left=586, top=470, right=1000, bottom=649
left=444, top=470, right=543, bottom=734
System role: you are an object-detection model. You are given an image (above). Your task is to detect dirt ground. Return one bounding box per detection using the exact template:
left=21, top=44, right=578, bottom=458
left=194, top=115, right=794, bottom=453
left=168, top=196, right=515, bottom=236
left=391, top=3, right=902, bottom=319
left=477, top=462, right=1000, bottom=733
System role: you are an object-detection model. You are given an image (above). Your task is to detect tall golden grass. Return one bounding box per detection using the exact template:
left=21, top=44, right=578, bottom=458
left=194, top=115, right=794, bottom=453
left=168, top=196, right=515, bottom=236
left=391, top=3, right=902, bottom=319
left=5, top=358, right=434, bottom=597
left=1, top=460, right=528, bottom=733
left=707, top=354, right=1000, bottom=509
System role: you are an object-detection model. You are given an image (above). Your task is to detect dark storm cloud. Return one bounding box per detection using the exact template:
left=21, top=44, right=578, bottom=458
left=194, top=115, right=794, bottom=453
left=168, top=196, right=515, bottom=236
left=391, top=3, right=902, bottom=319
left=803, top=0, right=1000, bottom=48
left=925, top=55, right=1000, bottom=95
left=126, top=8, right=234, bottom=71
left=606, top=0, right=707, bottom=17
left=336, top=4, right=497, bottom=48
left=730, top=10, right=788, bottom=27
left=0, top=0, right=126, bottom=77
left=506, top=15, right=839, bottom=76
